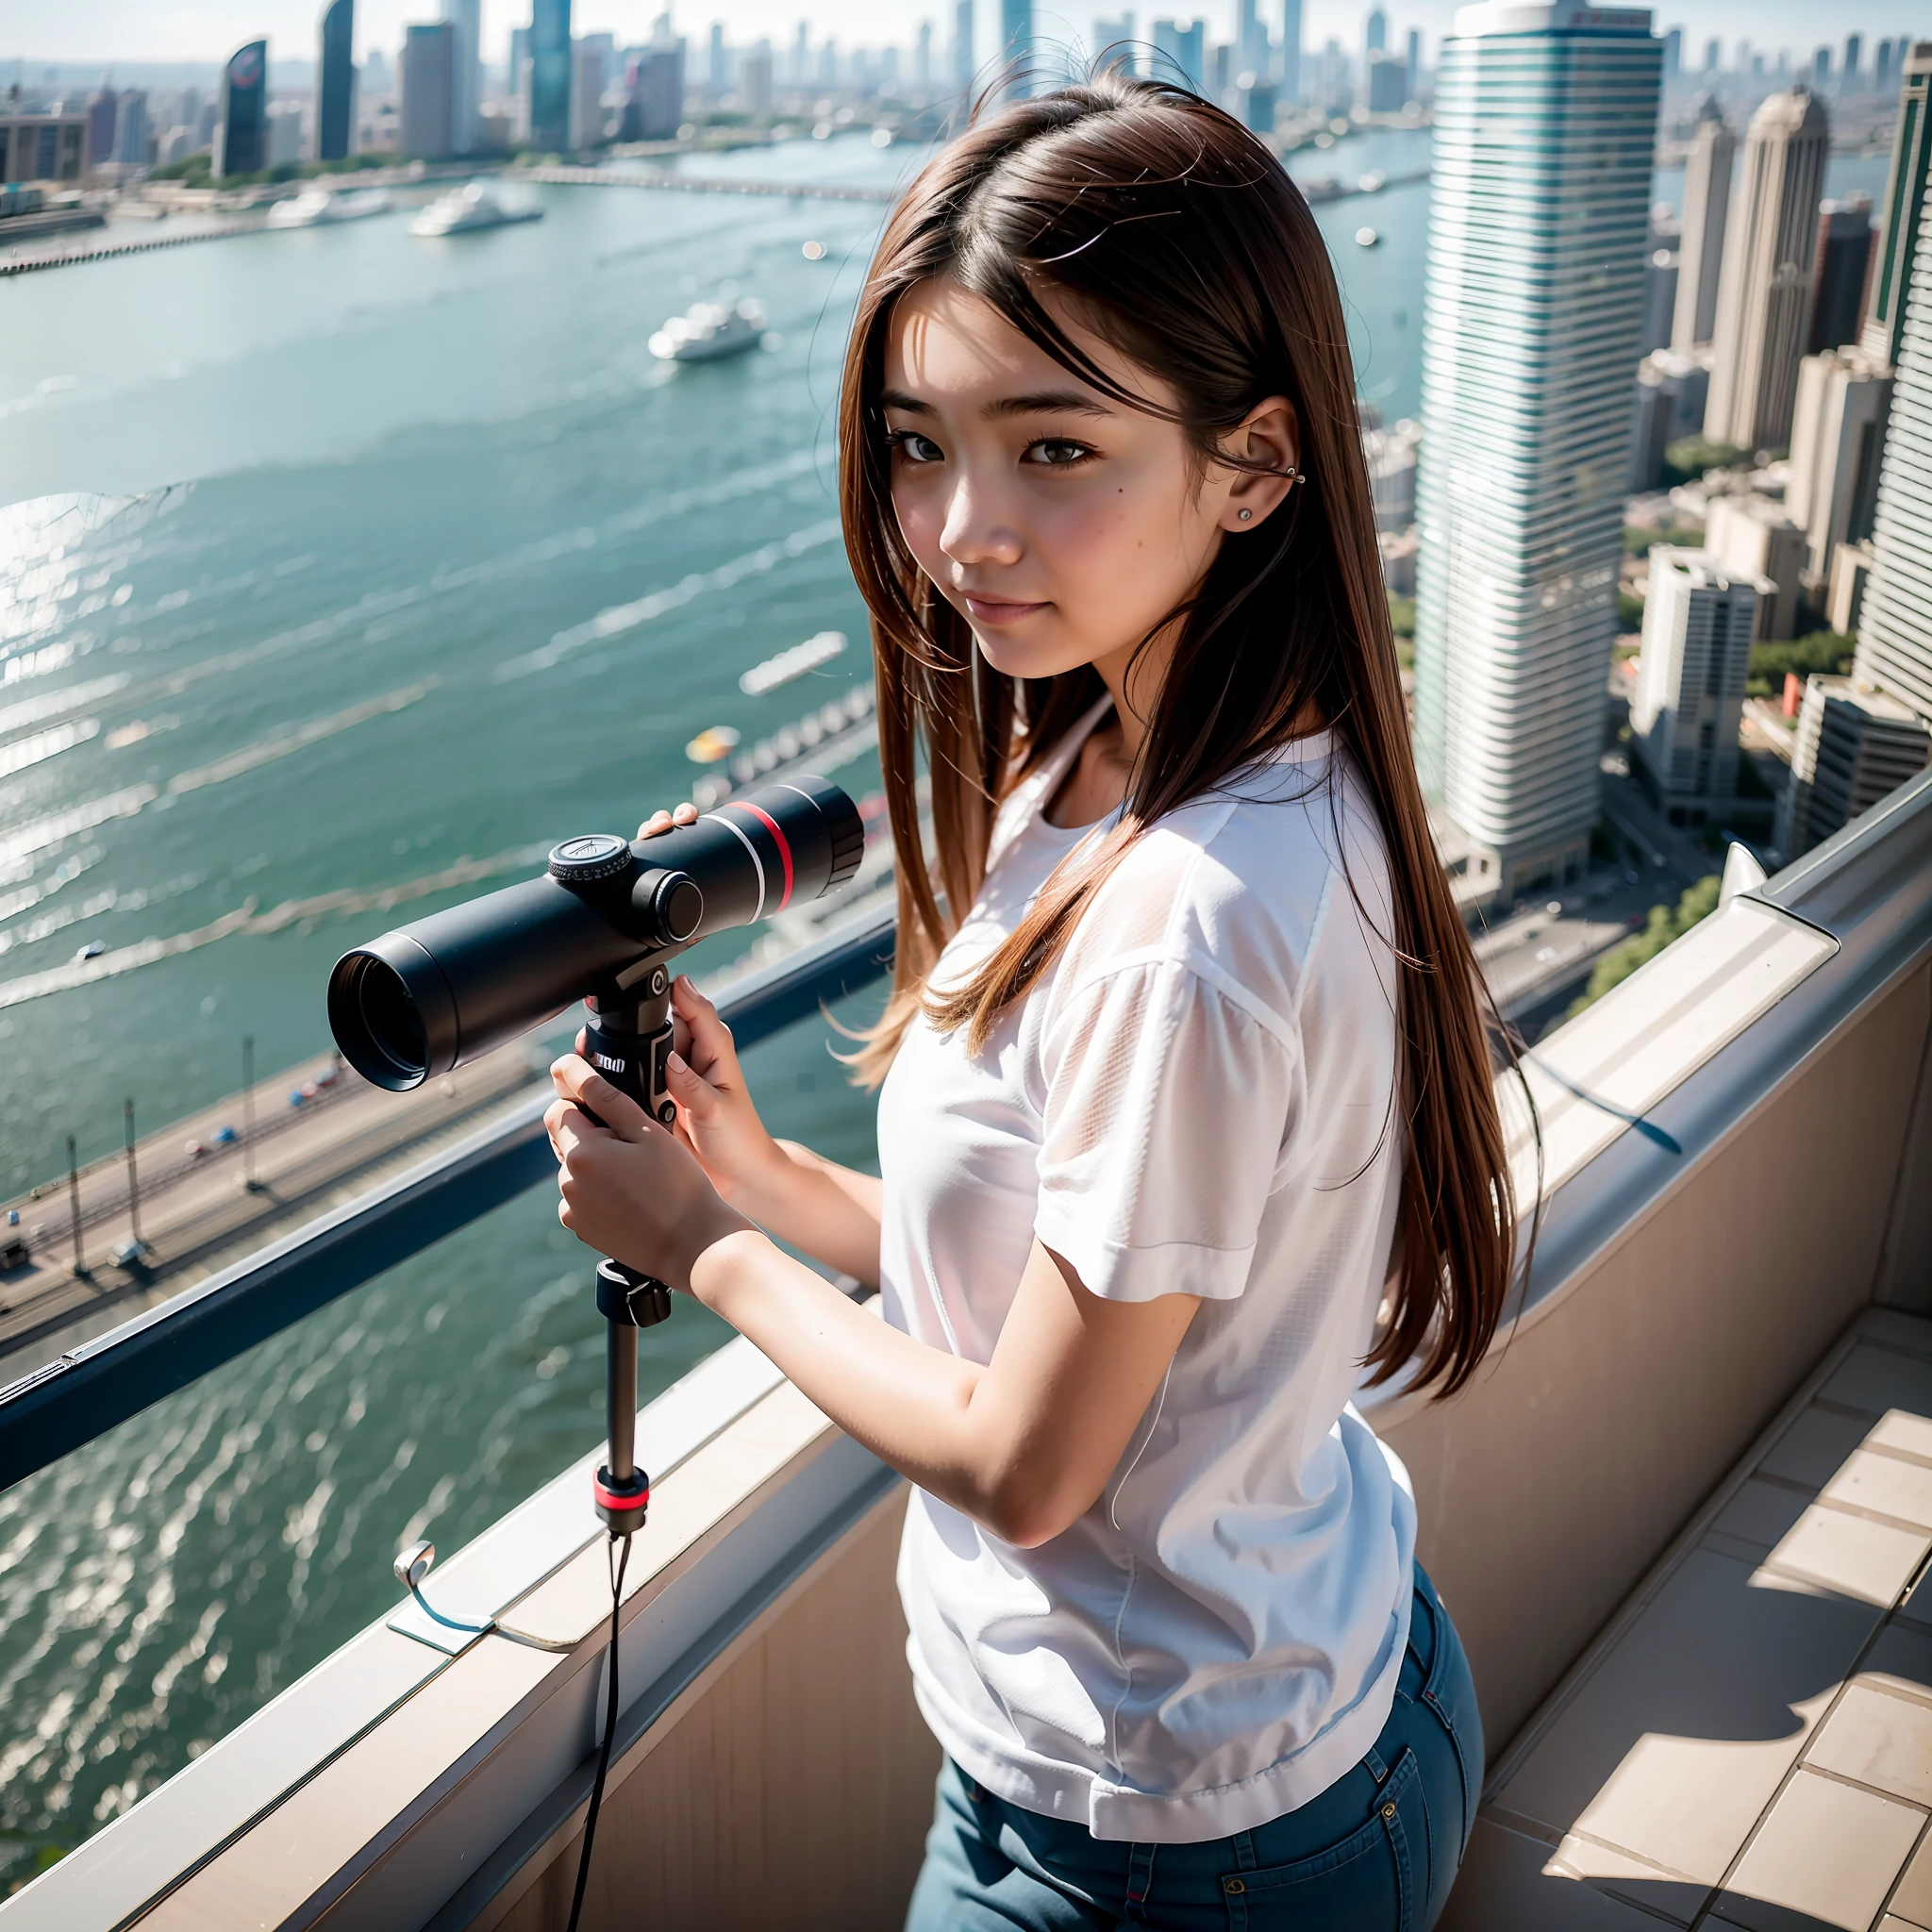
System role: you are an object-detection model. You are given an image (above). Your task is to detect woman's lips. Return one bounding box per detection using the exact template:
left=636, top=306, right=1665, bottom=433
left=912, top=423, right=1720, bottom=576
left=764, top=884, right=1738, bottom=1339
left=961, top=592, right=1049, bottom=626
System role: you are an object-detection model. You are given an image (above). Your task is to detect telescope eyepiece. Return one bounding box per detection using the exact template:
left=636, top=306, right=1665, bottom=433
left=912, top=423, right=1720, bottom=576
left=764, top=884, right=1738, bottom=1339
left=637, top=869, right=704, bottom=946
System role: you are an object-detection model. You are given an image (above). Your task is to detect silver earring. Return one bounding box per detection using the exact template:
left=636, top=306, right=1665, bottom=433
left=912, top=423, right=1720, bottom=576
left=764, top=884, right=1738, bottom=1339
left=1238, top=508, right=1253, bottom=521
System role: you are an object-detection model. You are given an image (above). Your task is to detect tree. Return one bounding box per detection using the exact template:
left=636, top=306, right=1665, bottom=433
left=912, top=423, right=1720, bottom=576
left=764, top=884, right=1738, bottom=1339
left=1746, top=630, right=1855, bottom=699
left=1569, top=874, right=1722, bottom=1018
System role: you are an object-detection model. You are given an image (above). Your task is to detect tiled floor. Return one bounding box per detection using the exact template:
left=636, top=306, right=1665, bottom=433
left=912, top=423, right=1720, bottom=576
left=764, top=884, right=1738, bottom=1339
left=1442, top=1307, right=1932, bottom=1931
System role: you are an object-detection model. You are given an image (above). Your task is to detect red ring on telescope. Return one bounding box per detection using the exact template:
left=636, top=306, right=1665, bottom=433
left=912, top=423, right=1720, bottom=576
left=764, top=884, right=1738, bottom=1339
left=732, top=802, right=794, bottom=910
left=592, top=1476, right=650, bottom=1512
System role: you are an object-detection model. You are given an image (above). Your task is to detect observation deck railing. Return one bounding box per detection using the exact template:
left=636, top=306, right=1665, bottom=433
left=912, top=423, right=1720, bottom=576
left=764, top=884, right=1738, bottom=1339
left=0, top=906, right=896, bottom=1494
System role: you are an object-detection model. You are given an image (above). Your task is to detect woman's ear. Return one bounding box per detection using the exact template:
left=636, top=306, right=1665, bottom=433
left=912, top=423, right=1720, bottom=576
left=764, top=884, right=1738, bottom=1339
left=1217, top=396, right=1301, bottom=534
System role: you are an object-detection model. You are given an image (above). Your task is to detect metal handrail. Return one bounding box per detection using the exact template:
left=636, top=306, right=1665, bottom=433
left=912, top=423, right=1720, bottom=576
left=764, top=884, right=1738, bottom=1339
left=0, top=908, right=896, bottom=1493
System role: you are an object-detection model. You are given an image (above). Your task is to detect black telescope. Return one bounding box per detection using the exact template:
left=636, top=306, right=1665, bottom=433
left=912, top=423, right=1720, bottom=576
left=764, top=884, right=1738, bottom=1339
left=327, top=774, right=863, bottom=1092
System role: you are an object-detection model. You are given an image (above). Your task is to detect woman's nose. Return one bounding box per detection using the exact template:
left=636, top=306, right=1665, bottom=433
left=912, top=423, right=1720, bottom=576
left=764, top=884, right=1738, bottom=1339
left=939, top=479, right=1024, bottom=571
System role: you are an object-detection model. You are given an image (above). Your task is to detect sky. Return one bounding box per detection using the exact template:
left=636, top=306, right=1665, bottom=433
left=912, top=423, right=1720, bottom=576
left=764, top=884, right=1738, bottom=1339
left=6, top=0, right=1928, bottom=70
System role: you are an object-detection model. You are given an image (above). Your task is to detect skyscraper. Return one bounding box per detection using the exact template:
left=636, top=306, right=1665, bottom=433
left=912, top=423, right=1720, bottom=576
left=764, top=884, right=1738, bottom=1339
left=529, top=0, right=574, bottom=153
left=1775, top=676, right=1930, bottom=857
left=1282, top=0, right=1302, bottom=99
left=112, top=89, right=149, bottom=166
left=1706, top=494, right=1805, bottom=640
left=1094, top=16, right=1138, bottom=74
left=1153, top=18, right=1206, bottom=91
left=1631, top=549, right=1763, bottom=823
left=401, top=21, right=456, bottom=158
left=1704, top=88, right=1830, bottom=451
left=441, top=0, right=480, bottom=152
left=1863, top=44, right=1932, bottom=370
left=1660, top=25, right=1679, bottom=78
left=953, top=0, right=976, bottom=95
left=574, top=38, right=614, bottom=147
left=1843, top=34, right=1861, bottom=89
left=317, top=0, right=357, bottom=162
left=86, top=87, right=117, bottom=166
left=1807, top=196, right=1875, bottom=354
left=1857, top=147, right=1932, bottom=719
left=1410, top=0, right=1662, bottom=903
left=214, top=40, right=268, bottom=177
left=1788, top=348, right=1893, bottom=588
left=741, top=40, right=774, bottom=109
left=1672, top=94, right=1733, bottom=349
left=1405, top=25, right=1420, bottom=95
left=1001, top=0, right=1034, bottom=92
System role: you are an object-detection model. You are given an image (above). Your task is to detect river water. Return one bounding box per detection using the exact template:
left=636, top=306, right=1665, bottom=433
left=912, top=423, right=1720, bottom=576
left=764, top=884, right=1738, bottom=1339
left=0, top=119, right=1871, bottom=1887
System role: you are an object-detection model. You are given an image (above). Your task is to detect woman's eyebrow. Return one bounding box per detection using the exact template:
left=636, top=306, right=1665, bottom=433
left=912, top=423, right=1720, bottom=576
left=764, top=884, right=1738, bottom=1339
left=982, top=389, right=1113, bottom=421
left=879, top=388, right=934, bottom=415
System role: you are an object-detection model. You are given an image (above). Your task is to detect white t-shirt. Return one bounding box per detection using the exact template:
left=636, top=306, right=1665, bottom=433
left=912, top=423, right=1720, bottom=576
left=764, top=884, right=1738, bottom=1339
left=874, top=697, right=1418, bottom=1844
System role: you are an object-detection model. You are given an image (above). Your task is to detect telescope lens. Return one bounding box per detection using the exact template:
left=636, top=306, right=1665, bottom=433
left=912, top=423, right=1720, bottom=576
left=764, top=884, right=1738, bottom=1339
left=350, top=955, right=428, bottom=1088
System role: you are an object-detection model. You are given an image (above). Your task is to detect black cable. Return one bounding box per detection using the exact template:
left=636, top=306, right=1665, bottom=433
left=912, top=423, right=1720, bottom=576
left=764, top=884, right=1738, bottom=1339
left=565, top=1532, right=632, bottom=1932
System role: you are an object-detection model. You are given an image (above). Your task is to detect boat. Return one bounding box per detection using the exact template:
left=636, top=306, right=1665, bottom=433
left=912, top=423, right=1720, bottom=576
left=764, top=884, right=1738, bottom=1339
left=1355, top=225, right=1381, bottom=247
left=407, top=179, right=543, bottom=238
left=648, top=298, right=768, bottom=363
left=685, top=724, right=741, bottom=764
left=266, top=186, right=393, bottom=228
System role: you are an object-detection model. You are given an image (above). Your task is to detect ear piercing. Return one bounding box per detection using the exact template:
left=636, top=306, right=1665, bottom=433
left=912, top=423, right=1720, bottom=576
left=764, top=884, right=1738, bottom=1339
left=1238, top=508, right=1253, bottom=521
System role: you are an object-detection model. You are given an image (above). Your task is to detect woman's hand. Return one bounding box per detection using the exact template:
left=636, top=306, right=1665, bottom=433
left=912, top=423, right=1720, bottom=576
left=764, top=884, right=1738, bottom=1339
left=659, top=976, right=796, bottom=1215
left=546, top=1054, right=751, bottom=1291
left=625, top=797, right=884, bottom=1284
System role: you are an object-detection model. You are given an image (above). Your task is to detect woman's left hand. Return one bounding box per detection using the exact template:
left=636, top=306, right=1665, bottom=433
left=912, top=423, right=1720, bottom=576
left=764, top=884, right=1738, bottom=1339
left=546, top=1053, right=751, bottom=1291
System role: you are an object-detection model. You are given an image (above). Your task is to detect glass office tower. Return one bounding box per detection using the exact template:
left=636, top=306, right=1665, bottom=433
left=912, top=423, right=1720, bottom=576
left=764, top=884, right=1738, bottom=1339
left=1001, top=0, right=1033, bottom=93
left=214, top=40, right=268, bottom=177
left=1411, top=0, right=1662, bottom=903
left=529, top=0, right=574, bottom=153
left=317, top=0, right=356, bottom=163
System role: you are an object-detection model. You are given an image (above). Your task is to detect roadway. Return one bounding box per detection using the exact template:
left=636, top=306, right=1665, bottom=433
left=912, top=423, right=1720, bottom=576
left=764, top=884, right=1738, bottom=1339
left=1477, top=755, right=1718, bottom=1038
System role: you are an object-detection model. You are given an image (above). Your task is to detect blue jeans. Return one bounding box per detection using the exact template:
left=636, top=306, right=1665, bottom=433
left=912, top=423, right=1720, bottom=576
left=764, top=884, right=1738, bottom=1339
left=905, top=1565, right=1481, bottom=1932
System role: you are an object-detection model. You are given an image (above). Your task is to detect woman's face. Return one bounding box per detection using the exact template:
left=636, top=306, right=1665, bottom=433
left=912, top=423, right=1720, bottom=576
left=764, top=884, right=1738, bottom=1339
left=880, top=276, right=1294, bottom=700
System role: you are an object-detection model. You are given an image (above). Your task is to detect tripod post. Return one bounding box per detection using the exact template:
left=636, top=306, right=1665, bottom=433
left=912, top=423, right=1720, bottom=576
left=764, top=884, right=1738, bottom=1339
left=580, top=960, right=679, bottom=1539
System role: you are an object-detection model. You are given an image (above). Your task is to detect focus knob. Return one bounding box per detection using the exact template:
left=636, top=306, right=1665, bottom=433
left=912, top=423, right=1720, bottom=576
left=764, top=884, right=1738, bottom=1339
left=548, top=834, right=634, bottom=886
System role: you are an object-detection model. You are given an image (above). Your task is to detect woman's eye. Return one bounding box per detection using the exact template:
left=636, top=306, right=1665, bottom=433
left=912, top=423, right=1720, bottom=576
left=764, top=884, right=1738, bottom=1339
left=1024, top=440, right=1095, bottom=468
left=888, top=431, right=944, bottom=464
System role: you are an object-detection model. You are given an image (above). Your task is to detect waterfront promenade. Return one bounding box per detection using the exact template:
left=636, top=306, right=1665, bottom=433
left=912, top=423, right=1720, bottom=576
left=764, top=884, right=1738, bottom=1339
left=0, top=1041, right=545, bottom=1376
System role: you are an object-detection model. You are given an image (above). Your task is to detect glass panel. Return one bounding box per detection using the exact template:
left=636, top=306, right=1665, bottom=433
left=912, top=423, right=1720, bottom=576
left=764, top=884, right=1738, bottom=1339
left=0, top=989, right=881, bottom=1890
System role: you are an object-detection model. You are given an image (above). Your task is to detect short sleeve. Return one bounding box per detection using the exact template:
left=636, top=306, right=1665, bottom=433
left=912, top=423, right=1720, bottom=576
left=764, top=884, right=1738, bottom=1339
left=1032, top=959, right=1298, bottom=1303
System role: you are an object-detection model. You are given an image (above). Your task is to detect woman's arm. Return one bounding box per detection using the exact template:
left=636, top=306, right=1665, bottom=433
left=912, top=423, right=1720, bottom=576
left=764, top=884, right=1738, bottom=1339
left=548, top=1054, right=1197, bottom=1547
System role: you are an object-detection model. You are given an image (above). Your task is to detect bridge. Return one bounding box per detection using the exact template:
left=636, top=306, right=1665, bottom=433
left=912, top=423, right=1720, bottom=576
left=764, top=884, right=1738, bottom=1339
left=525, top=164, right=898, bottom=204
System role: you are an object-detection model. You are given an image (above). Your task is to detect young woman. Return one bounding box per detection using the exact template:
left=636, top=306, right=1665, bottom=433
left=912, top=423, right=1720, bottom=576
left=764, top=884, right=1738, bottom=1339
left=546, top=75, right=1518, bottom=1930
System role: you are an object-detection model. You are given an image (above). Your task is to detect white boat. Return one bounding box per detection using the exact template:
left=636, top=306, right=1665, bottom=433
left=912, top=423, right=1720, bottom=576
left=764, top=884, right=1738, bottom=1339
left=408, top=179, right=543, bottom=238
left=267, top=186, right=393, bottom=228
left=648, top=298, right=768, bottom=363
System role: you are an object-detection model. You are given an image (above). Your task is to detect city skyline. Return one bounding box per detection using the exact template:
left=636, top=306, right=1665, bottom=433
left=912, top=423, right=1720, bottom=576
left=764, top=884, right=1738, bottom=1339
left=13, top=0, right=1931, bottom=68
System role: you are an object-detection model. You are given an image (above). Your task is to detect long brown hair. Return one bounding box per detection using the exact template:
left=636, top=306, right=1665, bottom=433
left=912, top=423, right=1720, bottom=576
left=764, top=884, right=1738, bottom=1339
left=837, top=74, right=1519, bottom=1395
